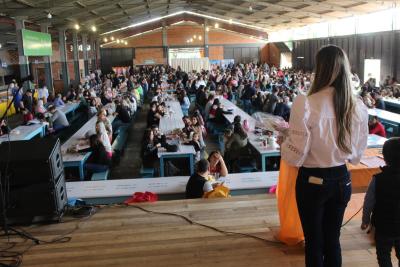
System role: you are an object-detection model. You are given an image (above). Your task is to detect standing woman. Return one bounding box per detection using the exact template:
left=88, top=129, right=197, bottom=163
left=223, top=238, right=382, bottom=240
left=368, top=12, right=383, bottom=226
left=280, top=45, right=368, bottom=267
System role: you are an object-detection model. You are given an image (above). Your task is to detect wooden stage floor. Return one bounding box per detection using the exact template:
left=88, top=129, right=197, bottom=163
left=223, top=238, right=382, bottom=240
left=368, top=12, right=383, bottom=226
left=3, top=194, right=381, bottom=267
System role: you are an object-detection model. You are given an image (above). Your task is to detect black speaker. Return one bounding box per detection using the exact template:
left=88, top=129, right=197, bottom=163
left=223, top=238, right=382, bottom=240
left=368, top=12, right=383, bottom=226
left=0, top=138, right=67, bottom=224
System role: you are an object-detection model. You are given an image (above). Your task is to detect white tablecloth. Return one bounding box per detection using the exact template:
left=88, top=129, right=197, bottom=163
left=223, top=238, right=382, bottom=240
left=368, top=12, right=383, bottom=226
left=159, top=100, right=184, bottom=134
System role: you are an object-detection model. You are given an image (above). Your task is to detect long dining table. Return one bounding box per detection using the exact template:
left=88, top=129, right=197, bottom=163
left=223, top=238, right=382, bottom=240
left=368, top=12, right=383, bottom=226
left=219, top=98, right=280, bottom=171
left=61, top=106, right=115, bottom=180
left=158, top=99, right=195, bottom=177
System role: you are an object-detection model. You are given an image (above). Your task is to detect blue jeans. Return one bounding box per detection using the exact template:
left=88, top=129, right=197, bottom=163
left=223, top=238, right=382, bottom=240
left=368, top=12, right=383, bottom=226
left=53, top=124, right=67, bottom=133
left=296, top=165, right=351, bottom=267
left=242, top=99, right=252, bottom=114
left=375, top=233, right=400, bottom=267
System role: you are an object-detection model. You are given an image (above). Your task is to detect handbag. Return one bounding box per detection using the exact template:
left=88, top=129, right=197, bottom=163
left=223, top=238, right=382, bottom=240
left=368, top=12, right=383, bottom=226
left=203, top=184, right=230, bottom=198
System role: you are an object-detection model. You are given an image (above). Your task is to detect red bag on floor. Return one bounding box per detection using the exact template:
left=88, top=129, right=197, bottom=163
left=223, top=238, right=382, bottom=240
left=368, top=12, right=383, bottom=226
left=124, top=192, right=158, bottom=204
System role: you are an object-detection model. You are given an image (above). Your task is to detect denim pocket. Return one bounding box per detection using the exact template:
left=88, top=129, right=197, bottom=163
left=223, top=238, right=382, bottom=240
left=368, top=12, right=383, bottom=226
left=339, top=175, right=352, bottom=204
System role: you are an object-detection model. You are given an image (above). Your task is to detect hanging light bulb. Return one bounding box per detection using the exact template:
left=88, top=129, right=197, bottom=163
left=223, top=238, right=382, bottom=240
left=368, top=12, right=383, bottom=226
left=111, top=36, right=115, bottom=41
left=91, top=25, right=97, bottom=32
left=198, top=35, right=202, bottom=41
left=74, top=24, right=80, bottom=30
left=117, top=39, right=120, bottom=44
left=206, top=26, right=210, bottom=32
left=103, top=37, right=108, bottom=42
left=229, top=19, right=233, bottom=24
left=193, top=35, right=197, bottom=39
left=249, top=5, right=253, bottom=11
left=215, top=23, right=219, bottom=28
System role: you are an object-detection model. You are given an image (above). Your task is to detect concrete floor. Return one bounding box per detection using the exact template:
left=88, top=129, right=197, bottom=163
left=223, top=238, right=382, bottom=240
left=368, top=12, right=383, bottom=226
left=110, top=106, right=149, bottom=179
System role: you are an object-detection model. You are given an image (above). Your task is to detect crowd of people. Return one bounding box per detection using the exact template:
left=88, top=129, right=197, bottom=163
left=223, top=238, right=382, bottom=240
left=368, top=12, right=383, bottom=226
left=137, top=63, right=315, bottom=178
left=1, top=49, right=400, bottom=266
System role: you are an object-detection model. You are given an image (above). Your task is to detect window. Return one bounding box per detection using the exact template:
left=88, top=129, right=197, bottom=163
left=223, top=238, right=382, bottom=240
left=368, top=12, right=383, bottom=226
left=364, top=59, right=381, bottom=85
left=330, top=17, right=356, bottom=37
left=357, top=9, right=393, bottom=34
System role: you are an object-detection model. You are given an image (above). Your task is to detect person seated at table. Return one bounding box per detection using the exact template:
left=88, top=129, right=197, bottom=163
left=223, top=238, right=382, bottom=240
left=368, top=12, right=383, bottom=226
left=371, top=92, right=386, bottom=110
left=191, top=114, right=206, bottom=147
left=204, top=94, right=215, bottom=120
left=195, top=85, right=207, bottom=111
left=207, top=150, right=228, bottom=177
left=48, top=105, right=69, bottom=133
left=53, top=93, right=65, bottom=107
left=114, top=99, right=131, bottom=123
left=96, top=121, right=113, bottom=159
left=213, top=101, right=231, bottom=127
left=88, top=98, right=98, bottom=118
left=273, top=96, right=291, bottom=122
left=185, top=132, right=204, bottom=162
left=225, top=122, right=248, bottom=167
left=66, top=87, right=77, bottom=102
left=178, top=90, right=190, bottom=115
left=182, top=115, right=194, bottom=139
left=147, top=101, right=161, bottom=127
left=208, top=98, right=220, bottom=121
left=77, top=134, right=112, bottom=179
left=0, top=119, right=10, bottom=137
left=38, top=85, right=49, bottom=103
left=369, top=116, right=386, bottom=138
left=124, top=95, right=137, bottom=116
left=361, top=138, right=400, bottom=267
left=185, top=159, right=213, bottom=199
left=97, top=109, right=113, bottom=141
left=141, top=128, right=161, bottom=171
left=35, top=99, right=47, bottom=115
left=157, top=102, right=166, bottom=117
left=151, top=124, right=167, bottom=146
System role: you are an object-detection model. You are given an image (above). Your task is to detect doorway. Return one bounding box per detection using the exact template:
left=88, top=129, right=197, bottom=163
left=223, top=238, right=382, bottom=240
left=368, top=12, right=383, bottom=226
left=364, top=59, right=381, bottom=85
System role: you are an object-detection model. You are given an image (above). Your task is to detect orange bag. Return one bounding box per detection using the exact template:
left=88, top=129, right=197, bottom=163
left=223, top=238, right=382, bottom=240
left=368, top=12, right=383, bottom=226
left=203, top=184, right=230, bottom=198
left=276, top=160, right=304, bottom=245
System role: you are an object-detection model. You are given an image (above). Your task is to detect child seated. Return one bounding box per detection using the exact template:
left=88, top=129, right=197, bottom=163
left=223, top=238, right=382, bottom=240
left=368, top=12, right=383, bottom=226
left=361, top=137, right=400, bottom=267
left=185, top=132, right=204, bottom=162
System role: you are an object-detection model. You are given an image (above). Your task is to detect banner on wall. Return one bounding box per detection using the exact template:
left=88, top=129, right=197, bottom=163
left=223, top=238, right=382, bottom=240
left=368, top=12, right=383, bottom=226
left=210, top=59, right=234, bottom=69
left=21, top=29, right=53, bottom=56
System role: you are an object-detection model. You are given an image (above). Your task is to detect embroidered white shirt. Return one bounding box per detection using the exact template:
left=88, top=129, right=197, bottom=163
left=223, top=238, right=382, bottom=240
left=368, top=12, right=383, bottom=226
left=281, top=87, right=368, bottom=168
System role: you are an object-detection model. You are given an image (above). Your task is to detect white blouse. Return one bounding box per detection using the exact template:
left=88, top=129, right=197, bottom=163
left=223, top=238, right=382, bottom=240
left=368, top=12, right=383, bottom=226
left=281, top=87, right=368, bottom=168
